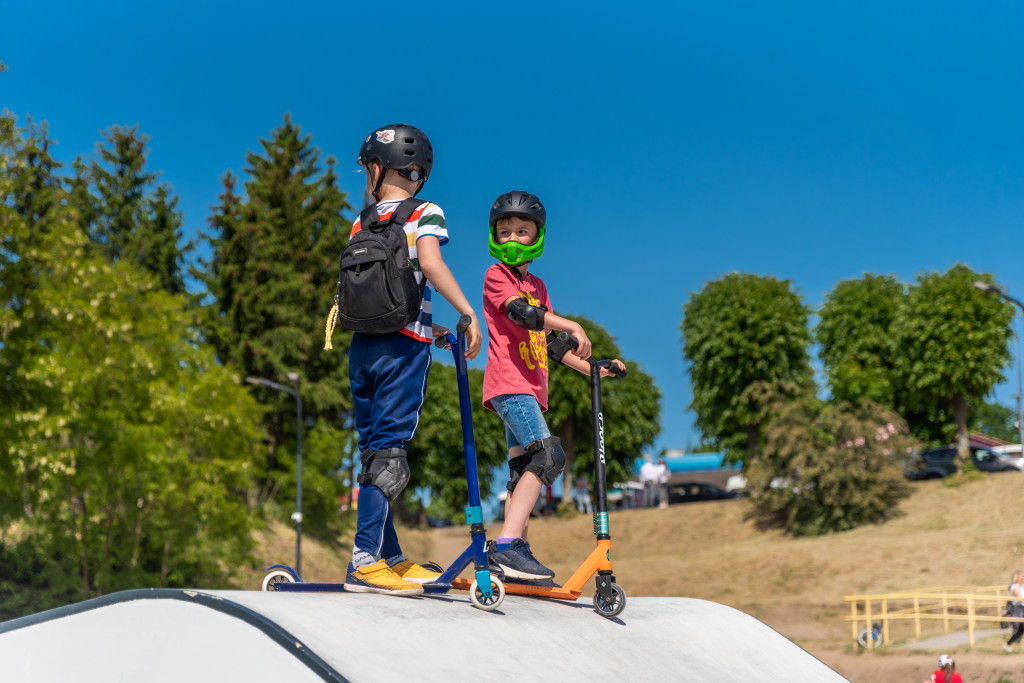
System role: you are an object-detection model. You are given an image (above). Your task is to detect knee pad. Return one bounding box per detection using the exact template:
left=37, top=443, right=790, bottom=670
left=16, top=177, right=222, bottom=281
left=522, top=436, right=566, bottom=486
left=506, top=453, right=530, bottom=492
left=357, top=448, right=410, bottom=502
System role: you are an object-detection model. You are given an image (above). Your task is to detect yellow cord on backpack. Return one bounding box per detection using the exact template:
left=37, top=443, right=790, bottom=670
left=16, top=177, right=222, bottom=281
left=324, top=297, right=339, bottom=350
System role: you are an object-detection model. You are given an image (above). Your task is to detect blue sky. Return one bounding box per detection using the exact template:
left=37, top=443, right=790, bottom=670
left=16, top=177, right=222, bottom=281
left=4, top=1, right=1023, bottom=453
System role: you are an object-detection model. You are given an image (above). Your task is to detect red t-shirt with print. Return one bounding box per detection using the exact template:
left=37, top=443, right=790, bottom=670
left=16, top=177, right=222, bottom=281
left=482, top=263, right=553, bottom=412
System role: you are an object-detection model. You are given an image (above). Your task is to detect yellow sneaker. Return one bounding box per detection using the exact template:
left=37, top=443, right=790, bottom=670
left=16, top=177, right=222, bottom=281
left=390, top=560, right=442, bottom=585
left=343, top=560, right=424, bottom=596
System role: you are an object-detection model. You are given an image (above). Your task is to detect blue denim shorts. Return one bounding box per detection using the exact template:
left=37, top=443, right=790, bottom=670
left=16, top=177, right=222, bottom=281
left=489, top=393, right=551, bottom=451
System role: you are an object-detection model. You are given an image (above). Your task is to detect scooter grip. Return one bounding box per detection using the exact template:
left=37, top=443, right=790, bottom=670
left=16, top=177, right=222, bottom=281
left=456, top=314, right=473, bottom=335
left=554, top=331, right=579, bottom=349
left=609, top=364, right=627, bottom=378
left=433, top=337, right=447, bottom=349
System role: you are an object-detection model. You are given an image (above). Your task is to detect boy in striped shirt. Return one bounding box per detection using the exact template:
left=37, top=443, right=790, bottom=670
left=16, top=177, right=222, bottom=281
left=344, top=124, right=481, bottom=596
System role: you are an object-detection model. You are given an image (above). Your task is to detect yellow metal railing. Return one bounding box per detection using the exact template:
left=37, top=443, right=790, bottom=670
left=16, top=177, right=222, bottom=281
left=844, top=585, right=1024, bottom=650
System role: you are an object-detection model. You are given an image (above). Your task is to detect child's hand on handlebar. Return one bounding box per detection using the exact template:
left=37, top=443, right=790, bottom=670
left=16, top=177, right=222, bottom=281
left=566, top=322, right=591, bottom=360
left=464, top=315, right=482, bottom=360
left=432, top=323, right=452, bottom=350
left=600, top=359, right=625, bottom=378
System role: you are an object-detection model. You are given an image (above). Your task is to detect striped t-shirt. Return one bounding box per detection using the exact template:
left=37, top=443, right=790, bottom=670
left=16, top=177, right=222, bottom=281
left=349, top=199, right=448, bottom=342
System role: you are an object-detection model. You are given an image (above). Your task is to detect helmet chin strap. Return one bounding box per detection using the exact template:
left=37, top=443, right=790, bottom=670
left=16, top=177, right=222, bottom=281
left=371, top=165, right=385, bottom=202
left=372, top=166, right=424, bottom=200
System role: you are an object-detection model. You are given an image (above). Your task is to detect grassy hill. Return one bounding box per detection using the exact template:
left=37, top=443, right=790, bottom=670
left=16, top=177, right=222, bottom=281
left=244, top=474, right=1024, bottom=682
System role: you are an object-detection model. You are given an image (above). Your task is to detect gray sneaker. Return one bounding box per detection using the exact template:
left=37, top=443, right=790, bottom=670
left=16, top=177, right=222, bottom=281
left=487, top=539, right=555, bottom=580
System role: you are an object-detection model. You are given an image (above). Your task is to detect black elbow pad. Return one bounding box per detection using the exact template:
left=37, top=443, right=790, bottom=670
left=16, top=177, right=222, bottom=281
left=506, top=297, right=547, bottom=331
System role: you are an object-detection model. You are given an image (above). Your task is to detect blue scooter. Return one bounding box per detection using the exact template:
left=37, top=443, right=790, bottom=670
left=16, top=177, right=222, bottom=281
left=260, top=315, right=504, bottom=611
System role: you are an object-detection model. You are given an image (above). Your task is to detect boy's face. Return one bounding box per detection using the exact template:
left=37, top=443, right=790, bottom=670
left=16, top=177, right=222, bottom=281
left=494, top=216, right=539, bottom=245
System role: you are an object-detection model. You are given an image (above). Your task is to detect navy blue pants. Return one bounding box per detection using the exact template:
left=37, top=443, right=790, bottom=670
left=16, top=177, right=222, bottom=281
left=349, top=332, right=431, bottom=562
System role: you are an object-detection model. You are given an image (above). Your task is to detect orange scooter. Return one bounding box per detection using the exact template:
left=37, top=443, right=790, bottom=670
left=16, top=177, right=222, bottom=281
left=452, top=333, right=627, bottom=618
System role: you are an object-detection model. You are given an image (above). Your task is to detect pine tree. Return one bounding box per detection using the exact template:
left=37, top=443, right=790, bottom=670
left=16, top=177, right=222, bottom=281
left=198, top=115, right=353, bottom=533
left=70, top=125, right=189, bottom=294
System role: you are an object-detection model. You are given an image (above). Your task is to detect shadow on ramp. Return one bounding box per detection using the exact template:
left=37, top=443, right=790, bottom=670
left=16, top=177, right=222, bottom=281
left=0, top=589, right=848, bottom=682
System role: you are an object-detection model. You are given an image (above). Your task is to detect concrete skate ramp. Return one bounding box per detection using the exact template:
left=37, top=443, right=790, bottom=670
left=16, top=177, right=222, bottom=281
left=0, top=588, right=847, bottom=682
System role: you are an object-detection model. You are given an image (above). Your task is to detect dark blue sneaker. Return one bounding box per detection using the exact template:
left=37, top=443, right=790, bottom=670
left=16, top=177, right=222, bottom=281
left=487, top=538, right=555, bottom=580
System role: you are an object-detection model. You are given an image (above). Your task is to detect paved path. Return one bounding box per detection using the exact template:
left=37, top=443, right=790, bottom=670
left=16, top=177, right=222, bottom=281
left=892, top=628, right=1006, bottom=650
left=0, top=588, right=851, bottom=682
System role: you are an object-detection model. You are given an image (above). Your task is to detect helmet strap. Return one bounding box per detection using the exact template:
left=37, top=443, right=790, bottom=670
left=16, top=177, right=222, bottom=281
left=371, top=166, right=386, bottom=202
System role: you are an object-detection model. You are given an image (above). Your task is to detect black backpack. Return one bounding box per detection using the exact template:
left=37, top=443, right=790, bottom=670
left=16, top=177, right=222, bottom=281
left=336, top=198, right=426, bottom=335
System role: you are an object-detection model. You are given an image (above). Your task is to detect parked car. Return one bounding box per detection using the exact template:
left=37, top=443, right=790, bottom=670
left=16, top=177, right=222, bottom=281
left=666, top=482, right=741, bottom=505
left=905, top=446, right=1024, bottom=480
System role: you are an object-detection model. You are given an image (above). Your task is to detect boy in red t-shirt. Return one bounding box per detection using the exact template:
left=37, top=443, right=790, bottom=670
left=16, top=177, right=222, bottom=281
left=481, top=191, right=623, bottom=584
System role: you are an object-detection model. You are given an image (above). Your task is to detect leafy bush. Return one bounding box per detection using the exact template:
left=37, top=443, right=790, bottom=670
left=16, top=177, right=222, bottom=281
left=747, top=395, right=915, bottom=536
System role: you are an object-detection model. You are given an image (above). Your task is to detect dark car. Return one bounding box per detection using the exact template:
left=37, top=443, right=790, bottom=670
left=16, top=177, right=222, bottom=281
left=905, top=446, right=1024, bottom=480
left=667, top=482, right=741, bottom=505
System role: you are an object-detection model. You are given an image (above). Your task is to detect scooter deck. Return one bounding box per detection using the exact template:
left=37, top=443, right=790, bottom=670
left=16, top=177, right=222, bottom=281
left=451, top=539, right=611, bottom=600
left=271, top=581, right=348, bottom=592
left=450, top=577, right=582, bottom=599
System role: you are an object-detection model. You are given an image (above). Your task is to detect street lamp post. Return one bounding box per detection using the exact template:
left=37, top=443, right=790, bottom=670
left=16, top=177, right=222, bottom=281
left=973, top=281, right=1024, bottom=450
left=246, top=373, right=303, bottom=575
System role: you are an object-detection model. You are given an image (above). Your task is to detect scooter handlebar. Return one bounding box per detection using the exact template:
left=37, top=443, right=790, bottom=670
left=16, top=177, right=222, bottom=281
left=434, top=315, right=474, bottom=349
left=549, top=332, right=626, bottom=378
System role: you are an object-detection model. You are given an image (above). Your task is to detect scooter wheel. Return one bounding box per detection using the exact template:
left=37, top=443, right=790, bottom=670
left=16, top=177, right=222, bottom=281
left=469, top=577, right=505, bottom=612
left=262, top=569, right=296, bottom=592
left=420, top=562, right=443, bottom=573
left=856, top=627, right=883, bottom=648
left=593, top=583, right=626, bottom=618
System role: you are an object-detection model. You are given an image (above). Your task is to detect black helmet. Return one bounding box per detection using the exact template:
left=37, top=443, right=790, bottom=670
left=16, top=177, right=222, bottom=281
left=357, top=124, right=433, bottom=182
left=489, top=191, right=546, bottom=230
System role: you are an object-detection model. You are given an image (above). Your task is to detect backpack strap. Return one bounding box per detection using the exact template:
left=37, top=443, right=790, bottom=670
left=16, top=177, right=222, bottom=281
left=361, top=197, right=424, bottom=233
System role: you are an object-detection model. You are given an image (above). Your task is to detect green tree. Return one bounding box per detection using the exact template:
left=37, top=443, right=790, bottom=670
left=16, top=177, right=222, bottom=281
left=893, top=264, right=1015, bottom=470
left=198, top=115, right=353, bottom=534
left=70, top=125, right=190, bottom=294
left=0, top=113, right=263, bottom=617
left=969, top=400, right=1020, bottom=444
left=817, top=274, right=904, bottom=406
left=746, top=393, right=915, bottom=536
left=408, top=364, right=508, bottom=522
left=546, top=314, right=660, bottom=503
left=681, top=273, right=814, bottom=460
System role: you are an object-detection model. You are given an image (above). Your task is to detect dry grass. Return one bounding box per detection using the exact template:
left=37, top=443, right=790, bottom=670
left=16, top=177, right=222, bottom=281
left=244, top=474, right=1024, bottom=683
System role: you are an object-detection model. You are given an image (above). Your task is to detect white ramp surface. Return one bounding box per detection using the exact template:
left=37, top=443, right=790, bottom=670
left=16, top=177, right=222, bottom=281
left=0, top=588, right=848, bottom=682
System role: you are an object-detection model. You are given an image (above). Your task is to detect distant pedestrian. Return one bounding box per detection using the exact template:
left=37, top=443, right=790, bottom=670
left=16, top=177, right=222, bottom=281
left=574, top=473, right=593, bottom=514
left=656, top=457, right=670, bottom=509
left=1006, top=571, right=1024, bottom=652
left=639, top=454, right=659, bottom=508
left=925, top=654, right=961, bottom=683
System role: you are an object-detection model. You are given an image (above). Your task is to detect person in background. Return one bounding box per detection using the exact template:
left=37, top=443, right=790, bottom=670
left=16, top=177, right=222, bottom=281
left=925, top=654, right=962, bottom=683
left=639, top=454, right=659, bottom=508
left=656, top=457, right=670, bottom=509
left=574, top=473, right=593, bottom=514
left=1006, top=571, right=1024, bottom=652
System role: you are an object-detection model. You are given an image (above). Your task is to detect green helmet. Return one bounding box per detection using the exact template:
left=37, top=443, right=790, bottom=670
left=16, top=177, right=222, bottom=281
left=488, top=191, right=546, bottom=266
